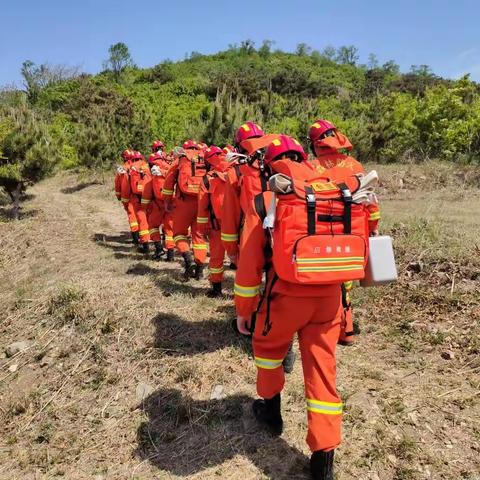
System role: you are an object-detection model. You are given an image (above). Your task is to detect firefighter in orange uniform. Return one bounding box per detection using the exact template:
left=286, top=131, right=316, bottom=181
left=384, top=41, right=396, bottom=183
left=119, top=151, right=151, bottom=253
left=197, top=146, right=231, bottom=297
left=308, top=119, right=380, bottom=346
left=221, top=122, right=268, bottom=309
left=242, top=135, right=364, bottom=480
left=147, top=141, right=175, bottom=261
left=115, top=149, right=140, bottom=244
left=162, top=141, right=208, bottom=278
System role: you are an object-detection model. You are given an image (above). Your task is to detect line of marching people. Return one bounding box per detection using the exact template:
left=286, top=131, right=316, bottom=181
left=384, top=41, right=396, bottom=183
left=114, top=120, right=380, bottom=480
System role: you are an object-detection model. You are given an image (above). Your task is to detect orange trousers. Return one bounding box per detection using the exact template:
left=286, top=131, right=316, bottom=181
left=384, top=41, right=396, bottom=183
left=172, top=196, right=207, bottom=264
left=253, top=288, right=343, bottom=452
left=146, top=201, right=164, bottom=243
left=123, top=202, right=139, bottom=233
left=208, top=228, right=225, bottom=283
left=129, top=196, right=150, bottom=243
left=162, top=210, right=175, bottom=250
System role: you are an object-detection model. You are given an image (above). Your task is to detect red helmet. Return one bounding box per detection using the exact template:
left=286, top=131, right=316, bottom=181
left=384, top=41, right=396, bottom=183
left=151, top=140, right=165, bottom=152
left=223, top=145, right=235, bottom=154
left=183, top=140, right=199, bottom=150
left=204, top=146, right=224, bottom=162
left=264, top=135, right=308, bottom=165
left=121, top=149, right=133, bottom=160
left=234, top=122, right=265, bottom=146
left=131, top=151, right=144, bottom=161
left=308, top=119, right=337, bottom=143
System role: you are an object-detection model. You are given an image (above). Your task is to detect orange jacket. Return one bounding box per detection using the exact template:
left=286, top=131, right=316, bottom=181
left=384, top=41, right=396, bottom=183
left=140, top=170, right=165, bottom=210
left=313, top=153, right=380, bottom=231
left=162, top=155, right=206, bottom=199
left=115, top=161, right=130, bottom=201
left=128, top=159, right=150, bottom=196
left=220, top=162, right=270, bottom=257
left=197, top=162, right=230, bottom=234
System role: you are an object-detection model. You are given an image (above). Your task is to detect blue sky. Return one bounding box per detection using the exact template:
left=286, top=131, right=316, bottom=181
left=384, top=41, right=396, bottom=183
left=1, top=0, right=479, bottom=87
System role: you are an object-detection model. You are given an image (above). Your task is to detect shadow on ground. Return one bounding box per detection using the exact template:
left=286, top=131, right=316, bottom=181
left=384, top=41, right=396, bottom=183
left=151, top=311, right=249, bottom=356
left=61, top=181, right=101, bottom=194
left=135, top=388, right=310, bottom=479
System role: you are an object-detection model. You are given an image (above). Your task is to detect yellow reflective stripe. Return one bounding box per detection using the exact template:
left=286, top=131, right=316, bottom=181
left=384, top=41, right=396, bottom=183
left=162, top=188, right=174, bottom=195
left=193, top=243, right=208, bottom=250
left=234, top=283, right=260, bottom=298
left=165, top=236, right=174, bottom=241
left=296, top=257, right=364, bottom=264
left=297, top=265, right=364, bottom=273
left=130, top=222, right=139, bottom=227
left=174, top=235, right=188, bottom=242
left=115, top=190, right=121, bottom=195
left=221, top=233, right=239, bottom=242
left=139, top=230, right=149, bottom=236
left=369, top=211, right=381, bottom=221
left=141, top=198, right=151, bottom=204
left=149, top=228, right=159, bottom=234
left=197, top=217, right=209, bottom=224
left=209, top=266, right=224, bottom=274
left=344, top=281, right=354, bottom=291
left=306, top=398, right=343, bottom=415
left=121, top=198, right=129, bottom=203
left=254, top=356, right=283, bottom=370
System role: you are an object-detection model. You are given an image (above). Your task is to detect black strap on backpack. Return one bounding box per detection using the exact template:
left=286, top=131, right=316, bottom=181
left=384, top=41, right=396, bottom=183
left=261, top=272, right=279, bottom=336
left=338, top=183, right=352, bottom=234
left=191, top=161, right=196, bottom=177
left=233, top=164, right=241, bottom=180
left=305, top=186, right=316, bottom=235
left=260, top=172, right=268, bottom=192
left=254, top=193, right=267, bottom=221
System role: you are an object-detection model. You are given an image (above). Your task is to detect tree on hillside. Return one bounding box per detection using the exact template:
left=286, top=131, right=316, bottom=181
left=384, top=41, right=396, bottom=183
left=21, top=60, right=80, bottom=105
left=103, top=42, right=134, bottom=80
left=335, top=45, right=359, bottom=65
left=0, top=107, right=60, bottom=219
left=322, top=45, right=336, bottom=61
left=258, top=40, right=274, bottom=58
left=296, top=43, right=312, bottom=57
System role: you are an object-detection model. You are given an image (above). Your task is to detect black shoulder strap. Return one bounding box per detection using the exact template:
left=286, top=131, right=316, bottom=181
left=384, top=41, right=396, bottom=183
left=305, top=186, right=316, bottom=235
left=260, top=172, right=268, bottom=192
left=233, top=164, right=242, bottom=180
left=254, top=193, right=267, bottom=221
left=202, top=175, right=210, bottom=190
left=337, top=183, right=352, bottom=234
left=191, top=161, right=195, bottom=177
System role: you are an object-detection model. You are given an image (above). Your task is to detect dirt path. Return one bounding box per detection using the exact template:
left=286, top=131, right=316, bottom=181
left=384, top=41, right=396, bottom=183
left=0, top=168, right=479, bottom=480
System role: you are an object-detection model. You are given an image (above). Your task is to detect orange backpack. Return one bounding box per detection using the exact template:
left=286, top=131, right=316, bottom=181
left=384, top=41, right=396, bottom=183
left=256, top=164, right=370, bottom=285
left=129, top=169, right=144, bottom=195
left=177, top=159, right=207, bottom=196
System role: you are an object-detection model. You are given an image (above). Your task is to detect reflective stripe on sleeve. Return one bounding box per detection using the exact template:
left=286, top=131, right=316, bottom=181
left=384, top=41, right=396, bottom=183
left=369, top=211, right=381, bottom=221
left=234, top=283, right=260, bottom=298
left=162, top=188, right=174, bottom=196
left=193, top=243, right=208, bottom=250
left=197, top=217, right=209, bottom=224
left=139, top=230, right=149, bottom=236
left=141, top=198, right=151, bottom=204
left=306, top=398, right=343, bottom=415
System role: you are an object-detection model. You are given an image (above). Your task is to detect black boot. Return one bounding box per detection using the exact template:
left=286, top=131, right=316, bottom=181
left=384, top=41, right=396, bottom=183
left=252, top=393, right=283, bottom=436
left=164, top=248, right=174, bottom=262
left=137, top=242, right=149, bottom=254
left=182, top=252, right=195, bottom=280
left=194, top=263, right=204, bottom=280
left=207, top=282, right=223, bottom=298
left=229, top=262, right=237, bottom=270
left=131, top=231, right=139, bottom=245
left=282, top=341, right=296, bottom=374
left=152, top=242, right=165, bottom=260
left=310, top=450, right=334, bottom=480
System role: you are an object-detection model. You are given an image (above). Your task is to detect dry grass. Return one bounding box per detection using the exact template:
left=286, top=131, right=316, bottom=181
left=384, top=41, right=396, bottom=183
left=0, top=163, right=479, bottom=479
